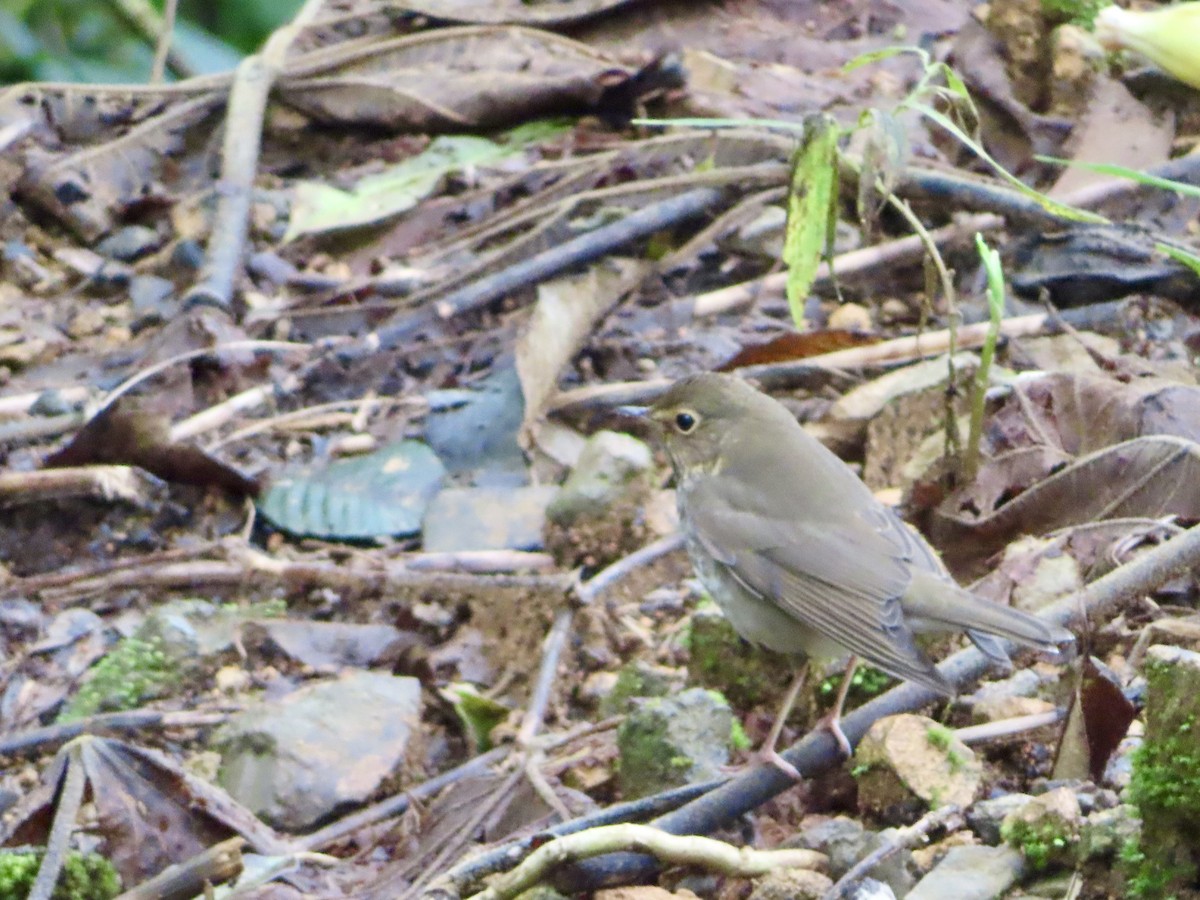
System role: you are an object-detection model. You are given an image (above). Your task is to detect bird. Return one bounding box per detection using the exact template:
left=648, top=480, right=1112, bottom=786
left=630, top=372, right=1074, bottom=778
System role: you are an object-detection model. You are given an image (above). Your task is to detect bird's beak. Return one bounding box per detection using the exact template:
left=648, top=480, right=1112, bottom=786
left=617, top=405, right=650, bottom=419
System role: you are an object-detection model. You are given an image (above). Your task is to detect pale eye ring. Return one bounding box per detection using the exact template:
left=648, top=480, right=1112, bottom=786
left=674, top=411, right=697, bottom=433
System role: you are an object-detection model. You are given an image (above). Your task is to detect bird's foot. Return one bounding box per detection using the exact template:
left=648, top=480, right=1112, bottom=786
left=719, top=748, right=803, bottom=781
left=814, top=711, right=853, bottom=758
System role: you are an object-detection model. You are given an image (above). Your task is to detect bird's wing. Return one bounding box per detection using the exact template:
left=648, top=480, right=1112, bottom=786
left=686, top=479, right=951, bottom=692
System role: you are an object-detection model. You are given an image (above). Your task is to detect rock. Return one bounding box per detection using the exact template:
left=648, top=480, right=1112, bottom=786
left=1123, top=644, right=1200, bottom=893
left=726, top=205, right=786, bottom=259
left=1080, top=803, right=1139, bottom=861
left=595, top=888, right=697, bottom=900
left=544, top=430, right=654, bottom=567
left=97, top=225, right=162, bottom=261
left=962, top=667, right=1043, bottom=705
left=853, top=715, right=982, bottom=823
left=828, top=302, right=873, bottom=332
left=843, top=880, right=896, bottom=900
left=968, top=793, right=1035, bottom=845
left=970, top=694, right=1056, bottom=724
left=1000, top=786, right=1081, bottom=871
left=794, top=815, right=870, bottom=873
left=214, top=671, right=422, bottom=830
left=546, top=431, right=652, bottom=526
left=748, top=866, right=834, bottom=900
left=422, top=485, right=558, bottom=552
left=616, top=687, right=733, bottom=799
left=600, top=661, right=684, bottom=716
left=906, top=845, right=1024, bottom=900
left=128, top=275, right=177, bottom=331
left=28, top=389, right=79, bottom=417
left=909, top=830, right=977, bottom=873
left=793, top=817, right=913, bottom=896
left=424, top=366, right=527, bottom=484
left=686, top=604, right=794, bottom=710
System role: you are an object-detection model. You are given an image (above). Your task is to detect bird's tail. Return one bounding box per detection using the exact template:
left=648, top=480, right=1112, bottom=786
left=904, top=571, right=1075, bottom=664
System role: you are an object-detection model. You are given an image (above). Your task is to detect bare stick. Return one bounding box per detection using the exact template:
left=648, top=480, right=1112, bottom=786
left=29, top=745, right=87, bottom=900
left=456, top=824, right=825, bottom=900
left=825, top=804, right=963, bottom=900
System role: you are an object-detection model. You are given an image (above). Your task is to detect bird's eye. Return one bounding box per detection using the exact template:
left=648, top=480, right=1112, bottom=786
left=674, top=411, right=697, bottom=433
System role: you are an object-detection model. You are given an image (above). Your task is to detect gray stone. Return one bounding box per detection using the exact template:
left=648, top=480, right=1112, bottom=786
left=129, top=275, right=177, bottom=329
left=795, top=816, right=869, bottom=874
left=907, top=845, right=1024, bottom=900
left=97, top=225, right=162, bottom=261
left=424, top=366, right=526, bottom=484
left=793, top=818, right=913, bottom=896
left=846, top=879, right=897, bottom=900
left=422, top=485, right=558, bottom=552
left=1000, top=787, right=1081, bottom=870
left=600, top=661, right=683, bottom=716
left=968, top=793, right=1035, bottom=844
left=546, top=430, right=652, bottom=526
left=1080, top=804, right=1139, bottom=861
left=214, top=671, right=422, bottom=830
left=616, top=687, right=732, bottom=799
left=747, top=865, right=834, bottom=900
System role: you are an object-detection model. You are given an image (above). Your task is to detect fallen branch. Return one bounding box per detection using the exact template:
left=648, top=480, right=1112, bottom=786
left=452, top=824, right=825, bottom=900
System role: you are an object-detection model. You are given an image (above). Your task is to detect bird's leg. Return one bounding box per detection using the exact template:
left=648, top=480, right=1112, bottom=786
left=813, top=655, right=858, bottom=758
left=755, top=664, right=809, bottom=781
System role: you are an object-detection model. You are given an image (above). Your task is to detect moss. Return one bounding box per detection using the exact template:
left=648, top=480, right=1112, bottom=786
left=925, top=723, right=953, bottom=751
left=1001, top=816, right=1074, bottom=871
left=58, top=635, right=178, bottom=722
left=1120, top=837, right=1192, bottom=900
left=0, top=849, right=121, bottom=900
left=923, top=723, right=968, bottom=773
left=730, top=716, right=751, bottom=751
left=1120, top=653, right=1200, bottom=897
left=1041, top=0, right=1107, bottom=27
left=600, top=663, right=674, bottom=716
left=685, top=607, right=793, bottom=710
left=819, top=664, right=893, bottom=709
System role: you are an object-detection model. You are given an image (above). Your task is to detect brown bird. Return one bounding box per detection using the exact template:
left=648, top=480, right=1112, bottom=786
left=635, top=372, right=1074, bottom=778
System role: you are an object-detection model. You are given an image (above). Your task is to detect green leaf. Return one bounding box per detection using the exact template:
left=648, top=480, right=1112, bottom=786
left=1157, top=242, right=1200, bottom=279
left=285, top=131, right=553, bottom=241
left=783, top=114, right=841, bottom=328
left=443, top=683, right=510, bottom=752
left=911, top=102, right=1108, bottom=224
left=1036, top=156, right=1200, bottom=200
left=844, top=45, right=930, bottom=72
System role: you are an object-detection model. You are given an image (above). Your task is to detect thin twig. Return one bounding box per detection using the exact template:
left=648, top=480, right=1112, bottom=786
left=0, top=709, right=229, bottom=757
left=28, top=744, right=86, bottom=900
left=824, top=804, right=962, bottom=900
left=576, top=533, right=685, bottom=605
left=954, top=710, right=1064, bottom=744
left=149, top=0, right=178, bottom=83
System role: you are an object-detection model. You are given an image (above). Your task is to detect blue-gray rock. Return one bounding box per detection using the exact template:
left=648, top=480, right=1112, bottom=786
left=907, top=845, right=1024, bottom=900
left=214, top=671, right=422, bottom=831
left=97, top=225, right=162, bottom=261
left=616, top=687, right=733, bottom=798
left=546, top=430, right=653, bottom=526
left=968, top=793, right=1035, bottom=845
left=422, top=485, right=558, bottom=552
left=129, top=275, right=177, bottom=330
left=424, top=365, right=527, bottom=485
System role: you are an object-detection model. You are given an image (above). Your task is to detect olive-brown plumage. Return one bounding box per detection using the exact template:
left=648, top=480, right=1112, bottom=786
left=644, top=373, right=1073, bottom=773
